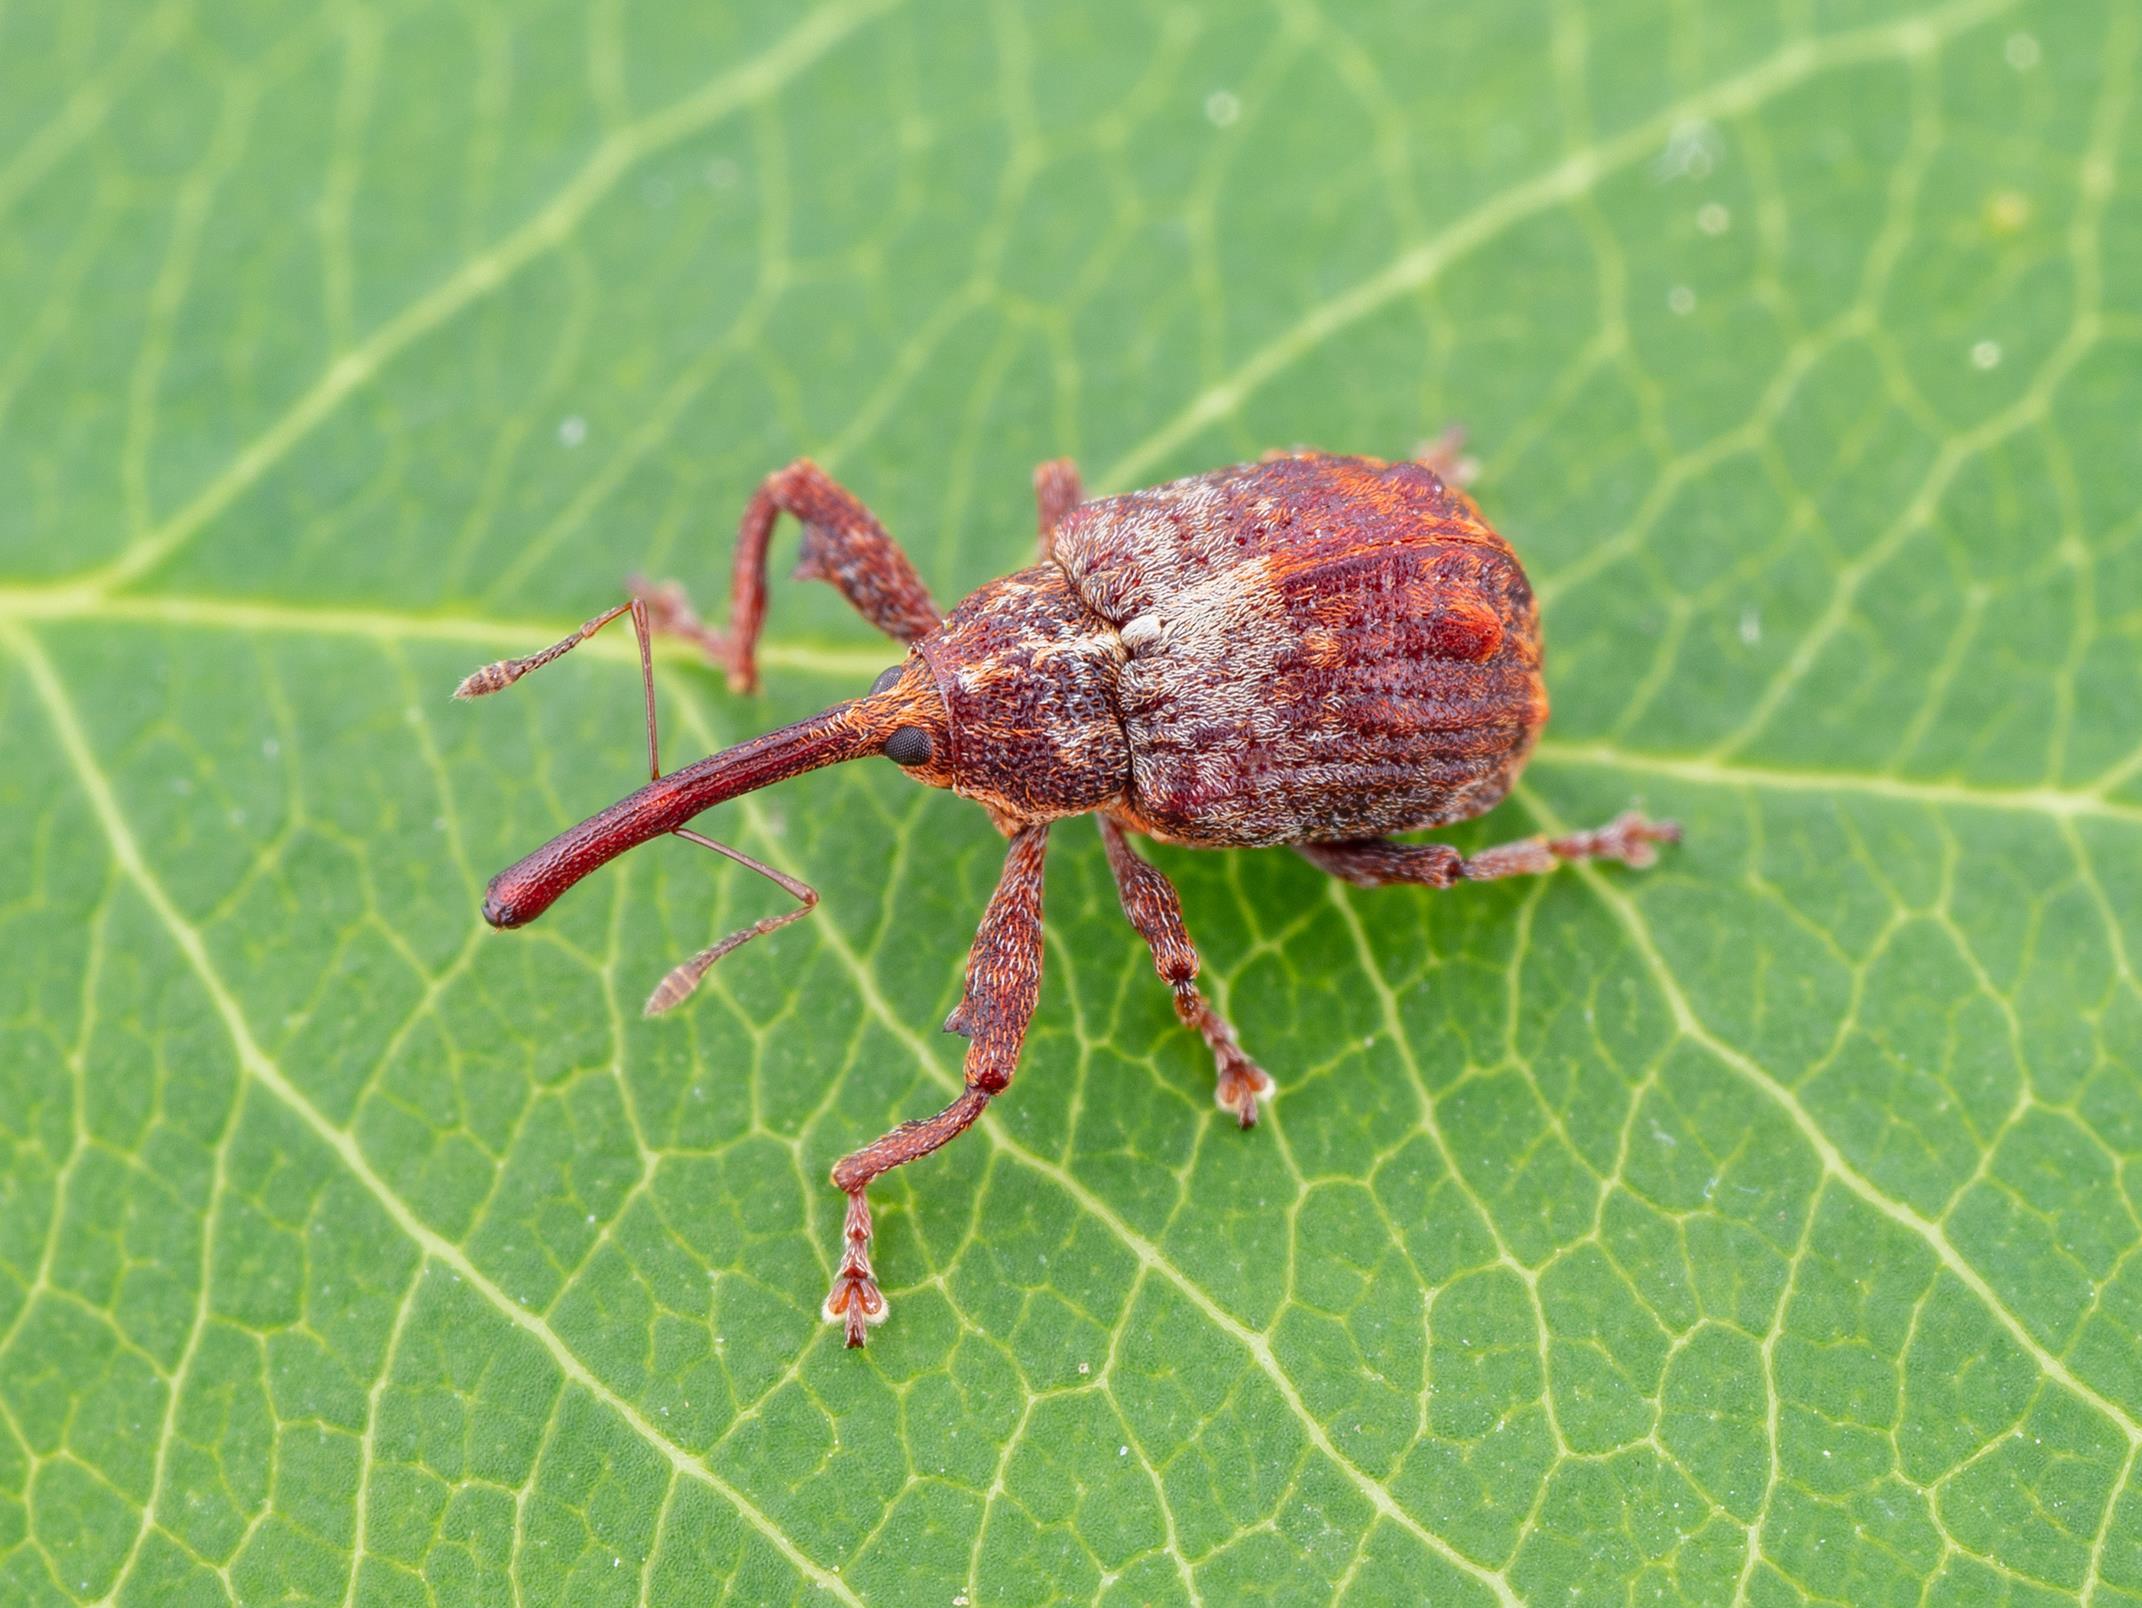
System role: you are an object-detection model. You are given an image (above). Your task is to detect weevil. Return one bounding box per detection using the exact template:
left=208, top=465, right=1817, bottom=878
left=455, top=450, right=1678, bottom=1347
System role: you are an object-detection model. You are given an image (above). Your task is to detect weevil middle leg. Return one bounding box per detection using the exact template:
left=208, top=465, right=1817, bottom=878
left=1098, top=817, right=1273, bottom=1127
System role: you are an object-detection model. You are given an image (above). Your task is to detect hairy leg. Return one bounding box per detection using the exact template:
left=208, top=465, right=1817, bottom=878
left=1098, top=817, right=1272, bottom=1127
left=823, top=823, right=1050, bottom=1346
left=1032, top=457, right=1083, bottom=560
left=1297, top=811, right=1680, bottom=888
left=645, top=458, right=943, bottom=694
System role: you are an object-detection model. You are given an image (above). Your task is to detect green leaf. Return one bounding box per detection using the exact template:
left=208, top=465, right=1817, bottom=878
left=3, top=0, right=2139, bottom=1602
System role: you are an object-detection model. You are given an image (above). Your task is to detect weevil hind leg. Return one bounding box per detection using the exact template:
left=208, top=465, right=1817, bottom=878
left=823, top=824, right=1050, bottom=1347
left=1098, top=817, right=1274, bottom=1129
left=1297, top=811, right=1682, bottom=889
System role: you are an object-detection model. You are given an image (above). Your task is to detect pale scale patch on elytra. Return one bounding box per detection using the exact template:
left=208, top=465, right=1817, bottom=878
left=1119, top=552, right=1297, bottom=813
left=1030, top=629, right=1125, bottom=669
left=1062, top=476, right=1239, bottom=623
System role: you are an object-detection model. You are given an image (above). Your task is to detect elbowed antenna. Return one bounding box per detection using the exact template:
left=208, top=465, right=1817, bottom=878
left=481, top=698, right=885, bottom=930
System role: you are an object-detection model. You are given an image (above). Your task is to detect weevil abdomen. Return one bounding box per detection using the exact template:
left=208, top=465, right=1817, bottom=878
left=1053, top=453, right=1547, bottom=847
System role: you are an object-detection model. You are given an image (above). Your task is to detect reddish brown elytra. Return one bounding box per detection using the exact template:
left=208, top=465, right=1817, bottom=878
left=455, top=449, right=1679, bottom=1348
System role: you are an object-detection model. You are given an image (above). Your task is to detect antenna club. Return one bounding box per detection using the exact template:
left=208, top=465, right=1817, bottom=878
left=454, top=661, right=518, bottom=700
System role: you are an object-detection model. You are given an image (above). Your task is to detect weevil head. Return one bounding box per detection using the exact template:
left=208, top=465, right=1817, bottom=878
left=851, top=655, right=954, bottom=789
left=876, top=564, right=1131, bottom=827
left=478, top=564, right=1131, bottom=935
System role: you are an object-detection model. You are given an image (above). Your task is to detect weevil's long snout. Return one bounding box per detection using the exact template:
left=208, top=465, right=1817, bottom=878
left=481, top=692, right=910, bottom=930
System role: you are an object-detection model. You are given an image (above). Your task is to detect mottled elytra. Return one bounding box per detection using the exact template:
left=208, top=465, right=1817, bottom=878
left=455, top=450, right=1679, bottom=1348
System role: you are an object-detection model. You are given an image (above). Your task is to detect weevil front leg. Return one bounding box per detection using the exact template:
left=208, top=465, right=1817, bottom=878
left=1297, top=811, right=1681, bottom=889
left=1099, top=817, right=1273, bottom=1128
left=642, top=458, right=942, bottom=696
left=824, top=823, right=1050, bottom=1347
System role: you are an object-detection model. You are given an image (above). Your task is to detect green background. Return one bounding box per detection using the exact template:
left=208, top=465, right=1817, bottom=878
left=5, top=0, right=2141, bottom=1602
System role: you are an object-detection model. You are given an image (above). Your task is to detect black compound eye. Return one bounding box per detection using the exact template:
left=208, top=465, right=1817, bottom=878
left=869, top=664, right=904, bottom=695
left=883, top=727, right=933, bottom=767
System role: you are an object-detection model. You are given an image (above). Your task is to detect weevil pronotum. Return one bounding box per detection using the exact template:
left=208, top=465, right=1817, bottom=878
left=455, top=450, right=1679, bottom=1347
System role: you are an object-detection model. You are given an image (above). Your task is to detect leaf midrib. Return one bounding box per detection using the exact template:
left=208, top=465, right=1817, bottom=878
left=2, top=583, right=2134, bottom=826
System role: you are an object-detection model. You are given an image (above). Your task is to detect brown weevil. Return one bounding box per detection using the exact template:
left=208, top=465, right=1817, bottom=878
left=455, top=450, right=1679, bottom=1347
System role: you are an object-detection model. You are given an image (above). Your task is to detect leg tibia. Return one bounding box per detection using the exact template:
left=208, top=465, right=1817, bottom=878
left=829, top=1087, right=993, bottom=1195
left=1098, top=817, right=1273, bottom=1127
left=725, top=459, right=940, bottom=693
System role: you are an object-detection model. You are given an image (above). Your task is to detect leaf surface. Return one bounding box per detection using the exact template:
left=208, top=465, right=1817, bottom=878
left=2, top=0, right=2140, bottom=1603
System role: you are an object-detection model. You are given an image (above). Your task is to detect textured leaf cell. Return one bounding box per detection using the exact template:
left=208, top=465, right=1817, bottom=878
left=3, top=1, right=2140, bottom=1604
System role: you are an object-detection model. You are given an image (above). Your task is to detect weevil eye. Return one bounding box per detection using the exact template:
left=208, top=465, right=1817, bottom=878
left=883, top=727, right=933, bottom=767
left=869, top=664, right=904, bottom=695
